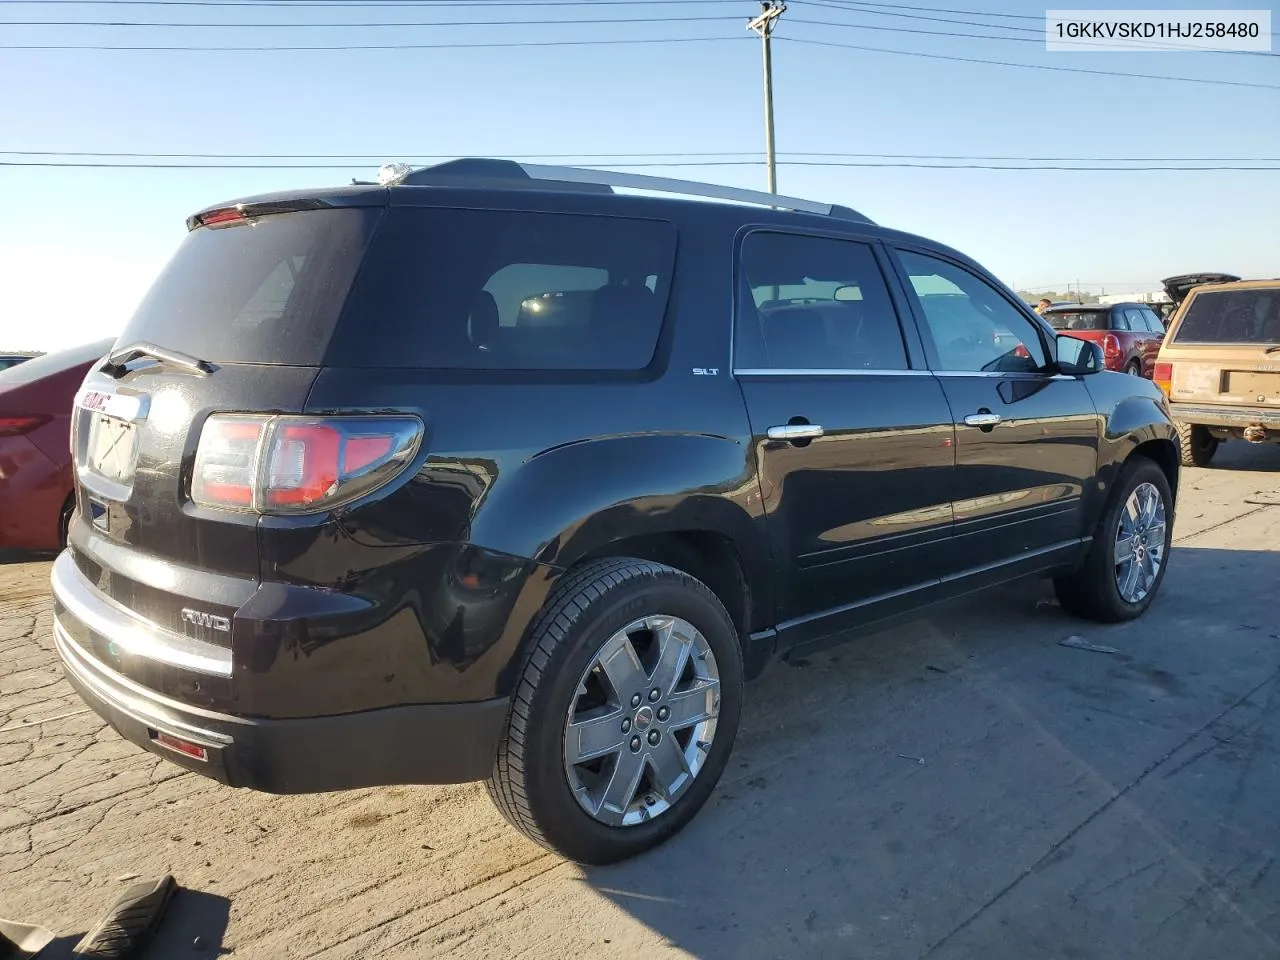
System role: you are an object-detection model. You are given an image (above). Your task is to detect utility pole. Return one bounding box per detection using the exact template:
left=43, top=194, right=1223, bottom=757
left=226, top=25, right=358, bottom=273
left=747, top=2, right=786, bottom=194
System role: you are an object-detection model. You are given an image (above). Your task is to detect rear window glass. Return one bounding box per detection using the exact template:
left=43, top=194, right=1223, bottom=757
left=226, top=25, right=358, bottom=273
left=1044, top=310, right=1110, bottom=332
left=1173, top=289, right=1280, bottom=344
left=327, top=207, right=676, bottom=370
left=115, top=208, right=381, bottom=365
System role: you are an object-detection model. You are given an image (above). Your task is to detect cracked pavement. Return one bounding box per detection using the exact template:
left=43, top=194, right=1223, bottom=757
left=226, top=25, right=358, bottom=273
left=2, top=444, right=1279, bottom=959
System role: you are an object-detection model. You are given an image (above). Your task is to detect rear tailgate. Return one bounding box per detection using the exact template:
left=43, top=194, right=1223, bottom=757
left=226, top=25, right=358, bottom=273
left=66, top=199, right=385, bottom=659
left=1166, top=286, right=1280, bottom=406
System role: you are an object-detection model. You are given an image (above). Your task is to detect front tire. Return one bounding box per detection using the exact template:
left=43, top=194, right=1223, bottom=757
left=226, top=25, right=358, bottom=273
left=485, top=558, right=743, bottom=865
left=1054, top=458, right=1173, bottom=623
left=1176, top=421, right=1218, bottom=467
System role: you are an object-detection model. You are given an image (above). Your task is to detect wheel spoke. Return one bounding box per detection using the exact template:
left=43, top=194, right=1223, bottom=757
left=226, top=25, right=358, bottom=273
left=1146, top=520, right=1167, bottom=546
left=664, top=680, right=719, bottom=731
left=649, top=617, right=696, bottom=697
left=1139, top=489, right=1161, bottom=528
left=598, top=747, right=646, bottom=818
left=566, top=707, right=627, bottom=765
left=647, top=735, right=692, bottom=798
left=596, top=630, right=647, bottom=701
left=1115, top=535, right=1135, bottom=564
left=1123, top=496, right=1142, bottom=532
left=1120, top=558, right=1142, bottom=600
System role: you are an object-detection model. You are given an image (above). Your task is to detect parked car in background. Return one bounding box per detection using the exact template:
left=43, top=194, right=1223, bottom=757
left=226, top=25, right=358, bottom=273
left=50, top=159, right=1178, bottom=866
left=1040, top=302, right=1166, bottom=376
left=0, top=338, right=114, bottom=551
left=0, top=353, right=40, bottom=372
left=1153, top=276, right=1280, bottom=466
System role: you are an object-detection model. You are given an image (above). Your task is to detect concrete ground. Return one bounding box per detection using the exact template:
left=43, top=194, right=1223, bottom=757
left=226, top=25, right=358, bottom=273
left=3, top=444, right=1278, bottom=960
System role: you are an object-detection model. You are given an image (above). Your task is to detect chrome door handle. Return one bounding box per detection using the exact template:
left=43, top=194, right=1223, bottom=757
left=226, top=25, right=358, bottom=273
left=767, top=424, right=824, bottom=441
left=963, top=412, right=1002, bottom=427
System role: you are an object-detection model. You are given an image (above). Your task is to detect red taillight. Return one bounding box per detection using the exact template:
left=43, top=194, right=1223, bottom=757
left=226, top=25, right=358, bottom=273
left=192, top=415, right=422, bottom=515
left=1153, top=361, right=1173, bottom=397
left=191, top=418, right=264, bottom=509
left=1102, top=334, right=1121, bottom=358
left=265, top=423, right=341, bottom=508
left=0, top=414, right=49, bottom=437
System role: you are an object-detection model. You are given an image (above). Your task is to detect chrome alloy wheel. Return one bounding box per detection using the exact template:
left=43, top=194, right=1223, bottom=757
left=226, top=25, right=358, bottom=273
left=563, top=615, right=721, bottom=827
left=1114, top=481, right=1167, bottom=604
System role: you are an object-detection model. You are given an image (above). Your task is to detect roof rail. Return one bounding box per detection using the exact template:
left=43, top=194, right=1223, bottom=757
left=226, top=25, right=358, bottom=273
left=387, top=158, right=875, bottom=225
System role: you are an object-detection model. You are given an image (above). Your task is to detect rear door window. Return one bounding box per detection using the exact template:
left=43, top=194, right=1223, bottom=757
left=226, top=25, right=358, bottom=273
left=1173, top=289, right=1280, bottom=344
left=734, top=232, right=909, bottom=371
left=115, top=208, right=382, bottom=365
left=329, top=208, right=676, bottom=370
left=1123, top=308, right=1150, bottom=331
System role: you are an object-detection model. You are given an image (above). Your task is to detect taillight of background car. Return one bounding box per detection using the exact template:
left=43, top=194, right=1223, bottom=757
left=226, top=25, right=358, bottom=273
left=192, top=415, right=423, bottom=514
left=0, top=414, right=51, bottom=437
left=1152, top=362, right=1173, bottom=398
left=1101, top=334, right=1122, bottom=364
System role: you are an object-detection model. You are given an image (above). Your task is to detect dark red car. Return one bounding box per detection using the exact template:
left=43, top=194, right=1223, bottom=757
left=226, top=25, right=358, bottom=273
left=1040, top=302, right=1166, bottom=377
left=0, top=338, right=113, bottom=551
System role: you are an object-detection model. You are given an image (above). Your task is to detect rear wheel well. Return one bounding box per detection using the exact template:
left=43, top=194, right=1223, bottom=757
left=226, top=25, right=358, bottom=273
left=578, top=531, right=751, bottom=642
left=1130, top=438, right=1179, bottom=499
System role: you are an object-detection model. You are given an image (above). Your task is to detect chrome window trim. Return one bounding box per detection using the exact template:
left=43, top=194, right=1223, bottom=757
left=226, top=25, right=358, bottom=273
left=733, top=367, right=933, bottom=377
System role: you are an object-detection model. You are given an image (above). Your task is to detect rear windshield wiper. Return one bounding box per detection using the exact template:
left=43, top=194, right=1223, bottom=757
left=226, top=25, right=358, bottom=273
left=103, top=341, right=212, bottom=378
left=1265, top=344, right=1280, bottom=354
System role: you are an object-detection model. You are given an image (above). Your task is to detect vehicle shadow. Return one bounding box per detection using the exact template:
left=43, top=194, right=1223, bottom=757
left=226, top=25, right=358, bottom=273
left=0, top=548, right=57, bottom=566
left=579, top=545, right=1280, bottom=960
left=1198, top=441, right=1280, bottom=472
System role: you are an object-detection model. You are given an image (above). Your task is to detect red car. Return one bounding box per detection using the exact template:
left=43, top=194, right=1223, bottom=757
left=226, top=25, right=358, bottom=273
left=0, top=338, right=113, bottom=551
left=1040, top=302, right=1166, bottom=376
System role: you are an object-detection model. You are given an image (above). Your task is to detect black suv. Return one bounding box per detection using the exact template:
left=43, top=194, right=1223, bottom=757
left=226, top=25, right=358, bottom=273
left=52, top=159, right=1179, bottom=864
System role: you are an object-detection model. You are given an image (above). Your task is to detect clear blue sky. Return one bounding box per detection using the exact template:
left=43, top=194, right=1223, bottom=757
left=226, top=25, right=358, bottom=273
left=1, top=0, right=1277, bottom=352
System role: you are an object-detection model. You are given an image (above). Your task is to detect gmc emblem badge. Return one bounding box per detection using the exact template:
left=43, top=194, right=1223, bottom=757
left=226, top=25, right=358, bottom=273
left=181, top=608, right=232, bottom=632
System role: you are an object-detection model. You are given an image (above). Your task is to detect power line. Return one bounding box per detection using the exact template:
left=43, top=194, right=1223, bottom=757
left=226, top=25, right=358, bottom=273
left=792, top=12, right=1278, bottom=55
left=5, top=150, right=1278, bottom=161
left=781, top=36, right=1280, bottom=90
left=811, top=0, right=1039, bottom=22
left=0, top=0, right=745, bottom=5
left=3, top=160, right=1275, bottom=170
left=0, top=14, right=742, bottom=27
left=811, top=0, right=1277, bottom=37
left=11, top=8, right=1268, bottom=58
left=0, top=34, right=746, bottom=50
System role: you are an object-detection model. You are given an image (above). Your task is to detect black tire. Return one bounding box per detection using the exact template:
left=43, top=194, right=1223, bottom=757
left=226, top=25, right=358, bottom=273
left=1124, top=360, right=1142, bottom=377
left=1176, top=420, right=1218, bottom=467
left=485, top=558, right=744, bottom=865
left=58, top=496, right=75, bottom=548
left=1053, top=457, right=1173, bottom=623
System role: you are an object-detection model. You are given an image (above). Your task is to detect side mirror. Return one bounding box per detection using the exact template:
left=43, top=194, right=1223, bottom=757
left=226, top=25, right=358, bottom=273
left=1055, top=334, right=1104, bottom=375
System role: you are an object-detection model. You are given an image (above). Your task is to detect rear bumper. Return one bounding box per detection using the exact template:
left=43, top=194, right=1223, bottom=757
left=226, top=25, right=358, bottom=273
left=1169, top=403, right=1280, bottom=431
left=51, top=551, right=510, bottom=792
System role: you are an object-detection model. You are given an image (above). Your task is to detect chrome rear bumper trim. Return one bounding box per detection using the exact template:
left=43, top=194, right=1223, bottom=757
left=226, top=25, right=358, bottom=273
left=54, top=621, right=233, bottom=746
left=50, top=550, right=233, bottom=677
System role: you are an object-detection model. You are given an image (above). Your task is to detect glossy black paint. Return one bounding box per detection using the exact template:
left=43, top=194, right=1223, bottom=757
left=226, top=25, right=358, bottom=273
left=56, top=170, right=1180, bottom=790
